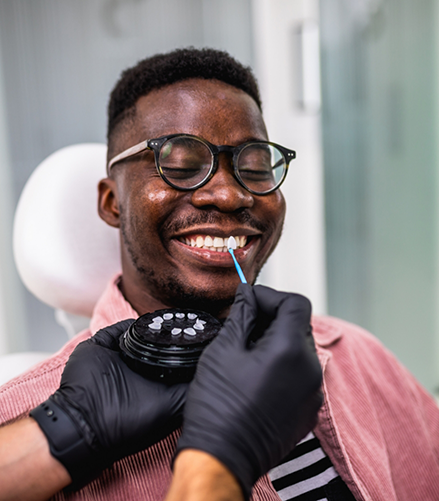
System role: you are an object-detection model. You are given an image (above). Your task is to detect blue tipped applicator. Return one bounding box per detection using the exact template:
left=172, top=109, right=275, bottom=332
left=227, top=237, right=247, bottom=284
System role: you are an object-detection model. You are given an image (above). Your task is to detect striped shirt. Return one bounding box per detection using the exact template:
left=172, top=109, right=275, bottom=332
left=270, top=432, right=355, bottom=501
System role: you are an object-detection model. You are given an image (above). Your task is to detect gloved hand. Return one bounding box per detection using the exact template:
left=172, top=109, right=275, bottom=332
left=176, top=284, right=323, bottom=499
left=30, top=319, right=187, bottom=490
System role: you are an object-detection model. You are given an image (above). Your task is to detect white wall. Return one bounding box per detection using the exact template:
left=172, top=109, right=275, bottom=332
left=252, top=0, right=327, bottom=315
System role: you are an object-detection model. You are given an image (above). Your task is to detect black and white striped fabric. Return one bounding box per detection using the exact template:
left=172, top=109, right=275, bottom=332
left=269, top=432, right=356, bottom=501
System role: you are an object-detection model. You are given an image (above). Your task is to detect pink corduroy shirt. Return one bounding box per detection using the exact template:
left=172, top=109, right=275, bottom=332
left=1, top=276, right=439, bottom=500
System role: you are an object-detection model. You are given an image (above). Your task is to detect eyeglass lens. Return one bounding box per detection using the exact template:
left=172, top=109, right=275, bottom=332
left=158, top=136, right=286, bottom=193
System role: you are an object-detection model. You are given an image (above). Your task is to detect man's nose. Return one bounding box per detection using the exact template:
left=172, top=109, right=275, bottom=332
left=190, top=157, right=254, bottom=212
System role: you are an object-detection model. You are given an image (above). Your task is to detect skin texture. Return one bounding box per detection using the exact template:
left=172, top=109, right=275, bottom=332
left=98, top=78, right=286, bottom=318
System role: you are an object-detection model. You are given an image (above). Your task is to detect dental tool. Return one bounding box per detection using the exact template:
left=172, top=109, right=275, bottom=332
left=227, top=236, right=247, bottom=284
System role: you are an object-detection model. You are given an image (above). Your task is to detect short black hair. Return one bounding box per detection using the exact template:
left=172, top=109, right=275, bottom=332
left=107, top=47, right=262, bottom=151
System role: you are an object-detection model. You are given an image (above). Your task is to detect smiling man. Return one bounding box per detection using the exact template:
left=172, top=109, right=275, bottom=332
left=1, top=48, right=439, bottom=501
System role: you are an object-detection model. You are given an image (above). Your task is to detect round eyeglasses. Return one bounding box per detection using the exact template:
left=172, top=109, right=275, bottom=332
left=107, top=133, right=296, bottom=195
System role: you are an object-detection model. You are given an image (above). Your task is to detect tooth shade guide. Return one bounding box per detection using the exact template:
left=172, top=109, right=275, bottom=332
left=120, top=308, right=222, bottom=383
left=125, top=308, right=221, bottom=347
left=227, top=236, right=237, bottom=250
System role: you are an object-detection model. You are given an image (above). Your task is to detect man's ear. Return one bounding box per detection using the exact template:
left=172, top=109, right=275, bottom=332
left=98, top=178, right=120, bottom=228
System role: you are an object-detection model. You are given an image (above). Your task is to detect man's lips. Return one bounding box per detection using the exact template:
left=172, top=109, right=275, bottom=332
left=170, top=229, right=260, bottom=266
left=177, top=234, right=249, bottom=253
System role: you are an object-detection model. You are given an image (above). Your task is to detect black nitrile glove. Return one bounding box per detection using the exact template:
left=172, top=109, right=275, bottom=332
left=30, top=319, right=187, bottom=490
left=176, top=284, right=323, bottom=499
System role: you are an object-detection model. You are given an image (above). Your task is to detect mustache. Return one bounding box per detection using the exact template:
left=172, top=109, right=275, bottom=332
left=163, top=210, right=270, bottom=234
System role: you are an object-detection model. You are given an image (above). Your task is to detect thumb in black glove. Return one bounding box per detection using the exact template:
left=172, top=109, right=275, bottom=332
left=176, top=284, right=323, bottom=499
left=30, top=319, right=187, bottom=490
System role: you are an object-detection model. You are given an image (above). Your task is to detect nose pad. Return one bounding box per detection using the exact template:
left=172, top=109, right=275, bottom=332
left=191, top=155, right=254, bottom=212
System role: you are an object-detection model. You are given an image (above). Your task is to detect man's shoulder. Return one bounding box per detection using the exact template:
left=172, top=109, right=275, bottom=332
left=312, top=314, right=383, bottom=349
left=311, top=314, right=429, bottom=400
left=311, top=314, right=410, bottom=378
left=0, top=330, right=92, bottom=425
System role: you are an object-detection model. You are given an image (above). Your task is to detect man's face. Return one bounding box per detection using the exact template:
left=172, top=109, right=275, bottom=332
left=100, top=79, right=286, bottom=317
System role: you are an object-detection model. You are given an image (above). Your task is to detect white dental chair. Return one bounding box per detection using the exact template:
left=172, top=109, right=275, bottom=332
left=0, top=143, right=121, bottom=385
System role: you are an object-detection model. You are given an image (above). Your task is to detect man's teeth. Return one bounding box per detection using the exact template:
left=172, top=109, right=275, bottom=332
left=183, top=235, right=248, bottom=252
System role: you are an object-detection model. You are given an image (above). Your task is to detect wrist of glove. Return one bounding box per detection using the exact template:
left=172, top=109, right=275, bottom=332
left=176, top=284, right=323, bottom=500
left=30, top=319, right=187, bottom=490
left=30, top=394, right=104, bottom=489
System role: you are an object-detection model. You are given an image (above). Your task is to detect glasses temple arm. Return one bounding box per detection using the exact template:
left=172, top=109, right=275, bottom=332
left=107, top=140, right=150, bottom=173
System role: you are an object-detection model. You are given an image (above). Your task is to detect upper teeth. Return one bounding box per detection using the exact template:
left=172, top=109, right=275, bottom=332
left=182, top=235, right=247, bottom=252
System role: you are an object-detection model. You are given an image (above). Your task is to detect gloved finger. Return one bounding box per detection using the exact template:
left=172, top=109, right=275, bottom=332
left=90, top=319, right=136, bottom=350
left=253, top=285, right=312, bottom=319
left=215, top=283, right=258, bottom=346
left=253, top=286, right=316, bottom=353
left=167, top=382, right=189, bottom=413
left=252, top=291, right=312, bottom=352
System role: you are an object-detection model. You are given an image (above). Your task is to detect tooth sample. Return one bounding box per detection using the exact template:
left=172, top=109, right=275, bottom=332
left=153, top=316, right=164, bottom=323
left=196, top=236, right=204, bottom=248
left=171, top=328, right=182, bottom=335
left=205, top=235, right=213, bottom=247
left=148, top=323, right=162, bottom=330
left=184, top=328, right=196, bottom=336
left=163, top=313, right=174, bottom=320
left=188, top=313, right=197, bottom=319
left=227, top=236, right=237, bottom=250
left=213, top=237, right=224, bottom=248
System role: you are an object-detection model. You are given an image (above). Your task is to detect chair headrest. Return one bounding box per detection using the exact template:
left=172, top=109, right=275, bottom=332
left=13, top=143, right=121, bottom=317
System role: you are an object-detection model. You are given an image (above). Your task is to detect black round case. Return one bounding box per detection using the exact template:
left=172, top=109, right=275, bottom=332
left=119, top=308, right=222, bottom=383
